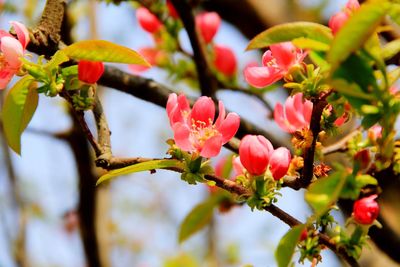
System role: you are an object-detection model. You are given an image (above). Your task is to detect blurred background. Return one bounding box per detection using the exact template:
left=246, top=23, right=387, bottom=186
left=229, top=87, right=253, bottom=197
left=0, top=0, right=399, bottom=266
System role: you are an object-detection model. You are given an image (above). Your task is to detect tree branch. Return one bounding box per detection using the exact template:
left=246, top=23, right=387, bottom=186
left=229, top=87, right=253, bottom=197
left=170, top=0, right=218, bottom=98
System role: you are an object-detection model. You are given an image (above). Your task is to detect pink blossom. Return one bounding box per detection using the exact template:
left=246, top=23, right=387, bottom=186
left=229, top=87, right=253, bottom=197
left=244, top=42, right=306, bottom=88
left=269, top=147, right=291, bottom=180
left=0, top=21, right=30, bottom=90
left=166, top=93, right=240, bottom=158
left=239, top=135, right=273, bottom=176
left=368, top=124, right=382, bottom=141
left=274, top=93, right=313, bottom=133
left=195, top=12, right=221, bottom=44
left=213, top=44, right=236, bottom=76
left=329, top=0, right=360, bottom=35
left=214, top=155, right=244, bottom=180
left=136, top=7, right=162, bottom=34
left=353, top=194, right=379, bottom=225
left=239, top=134, right=291, bottom=179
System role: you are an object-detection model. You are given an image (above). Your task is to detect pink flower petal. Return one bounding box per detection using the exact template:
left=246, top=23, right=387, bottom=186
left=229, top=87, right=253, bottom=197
left=10, top=21, right=30, bottom=49
left=172, top=122, right=192, bottom=152
left=213, top=44, right=236, bottom=76
left=244, top=65, right=283, bottom=88
left=274, top=103, right=295, bottom=133
left=218, top=112, right=240, bottom=143
left=261, top=50, right=274, bottom=66
left=269, top=147, right=291, bottom=180
left=190, top=96, right=215, bottom=126
left=200, top=135, right=223, bottom=158
left=214, top=101, right=226, bottom=128
left=270, top=42, right=297, bottom=71
left=196, top=12, right=221, bottom=44
left=166, top=93, right=178, bottom=117
left=136, top=7, right=162, bottom=34
left=1, top=36, right=23, bottom=69
left=285, top=94, right=307, bottom=129
left=0, top=69, right=15, bottom=90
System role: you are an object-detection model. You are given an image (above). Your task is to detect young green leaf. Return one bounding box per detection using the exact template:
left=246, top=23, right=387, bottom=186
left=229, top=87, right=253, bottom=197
left=44, top=50, right=70, bottom=70
left=327, top=2, right=388, bottom=71
left=275, top=225, right=305, bottom=267
left=381, top=39, right=400, bottom=60
left=96, top=159, right=183, bottom=185
left=62, top=40, right=151, bottom=66
left=305, top=171, right=347, bottom=216
left=292, top=37, right=330, bottom=51
left=178, top=194, right=224, bottom=243
left=2, top=76, right=38, bottom=155
left=247, top=22, right=332, bottom=50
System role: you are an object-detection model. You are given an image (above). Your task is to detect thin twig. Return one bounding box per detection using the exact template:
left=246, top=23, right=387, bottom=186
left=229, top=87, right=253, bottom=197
left=322, top=130, right=360, bottom=156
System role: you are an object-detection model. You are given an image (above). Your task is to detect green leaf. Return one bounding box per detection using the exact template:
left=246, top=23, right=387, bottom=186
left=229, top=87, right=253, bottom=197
left=356, top=174, right=377, bottom=188
left=2, top=76, right=38, bottom=155
left=44, top=50, right=69, bottom=70
left=178, top=194, right=223, bottom=243
left=309, top=51, right=329, bottom=71
left=247, top=22, right=332, bottom=50
left=305, top=171, right=347, bottom=216
left=96, top=159, right=183, bottom=185
left=327, top=2, right=388, bottom=71
left=382, top=39, right=400, bottom=60
left=275, top=225, right=305, bottom=267
left=62, top=40, right=151, bottom=66
left=388, top=3, right=400, bottom=25
left=292, top=37, right=330, bottom=51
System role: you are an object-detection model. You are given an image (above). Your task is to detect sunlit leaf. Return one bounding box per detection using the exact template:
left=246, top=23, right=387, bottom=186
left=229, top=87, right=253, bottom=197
left=96, top=159, right=183, bottom=185
left=275, top=225, right=305, bottom=267
left=178, top=194, right=224, bottom=243
left=327, top=2, right=388, bottom=71
left=2, top=76, right=38, bottom=155
left=382, top=39, right=400, bottom=60
left=247, top=22, right=332, bottom=50
left=292, top=37, right=330, bottom=51
left=62, top=40, right=150, bottom=66
left=305, top=171, right=347, bottom=215
left=45, top=50, right=69, bottom=70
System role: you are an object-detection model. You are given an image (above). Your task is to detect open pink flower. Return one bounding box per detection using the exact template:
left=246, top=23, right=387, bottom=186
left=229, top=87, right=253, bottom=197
left=244, top=42, right=306, bottom=88
left=353, top=194, right=379, bottom=225
left=196, top=12, right=221, bottom=44
left=213, top=44, right=236, bottom=77
left=136, top=7, right=162, bottom=34
left=274, top=93, right=313, bottom=133
left=0, top=21, right=30, bottom=90
left=329, top=0, right=360, bottom=35
left=167, top=93, right=240, bottom=158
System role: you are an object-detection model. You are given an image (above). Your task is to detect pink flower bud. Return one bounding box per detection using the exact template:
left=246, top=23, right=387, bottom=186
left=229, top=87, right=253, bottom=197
left=78, top=60, right=104, bottom=84
left=195, top=12, right=221, bottom=44
left=136, top=7, right=162, bottom=34
left=269, top=147, right=291, bottom=180
left=239, top=135, right=273, bottom=176
left=353, top=194, right=379, bottom=225
left=329, top=11, right=349, bottom=35
left=213, top=44, right=236, bottom=76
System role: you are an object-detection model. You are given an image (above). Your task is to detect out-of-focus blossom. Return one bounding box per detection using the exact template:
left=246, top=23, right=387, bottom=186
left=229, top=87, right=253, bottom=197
left=368, top=124, right=382, bottom=141
left=214, top=155, right=244, bottom=180
left=137, top=7, right=162, bottom=34
left=274, top=93, right=313, bottom=133
left=269, top=147, right=291, bottom=180
left=128, top=47, right=165, bottom=73
left=244, top=42, right=306, bottom=88
left=166, top=93, right=240, bottom=158
left=167, top=0, right=179, bottom=18
left=329, top=0, right=360, bottom=35
left=353, top=194, right=379, bottom=225
left=78, top=60, right=104, bottom=84
left=213, top=44, right=236, bottom=76
left=0, top=21, right=30, bottom=89
left=195, top=12, right=221, bottom=44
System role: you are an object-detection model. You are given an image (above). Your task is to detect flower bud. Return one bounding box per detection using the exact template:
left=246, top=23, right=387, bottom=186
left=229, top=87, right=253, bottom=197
left=269, top=147, right=291, bottom=180
left=239, top=135, right=273, bottom=176
left=328, top=11, right=349, bottom=35
left=213, top=44, right=236, bottom=76
left=195, top=12, right=221, bottom=44
left=353, top=194, right=379, bottom=225
left=78, top=60, right=104, bottom=84
left=136, top=7, right=162, bottom=34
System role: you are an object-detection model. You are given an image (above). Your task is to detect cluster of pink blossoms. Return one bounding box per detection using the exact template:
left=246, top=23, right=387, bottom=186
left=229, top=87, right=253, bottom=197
left=166, top=93, right=240, bottom=158
left=134, top=5, right=237, bottom=77
left=239, top=135, right=291, bottom=180
left=244, top=42, right=307, bottom=88
left=329, top=0, right=360, bottom=35
left=0, top=21, right=30, bottom=89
